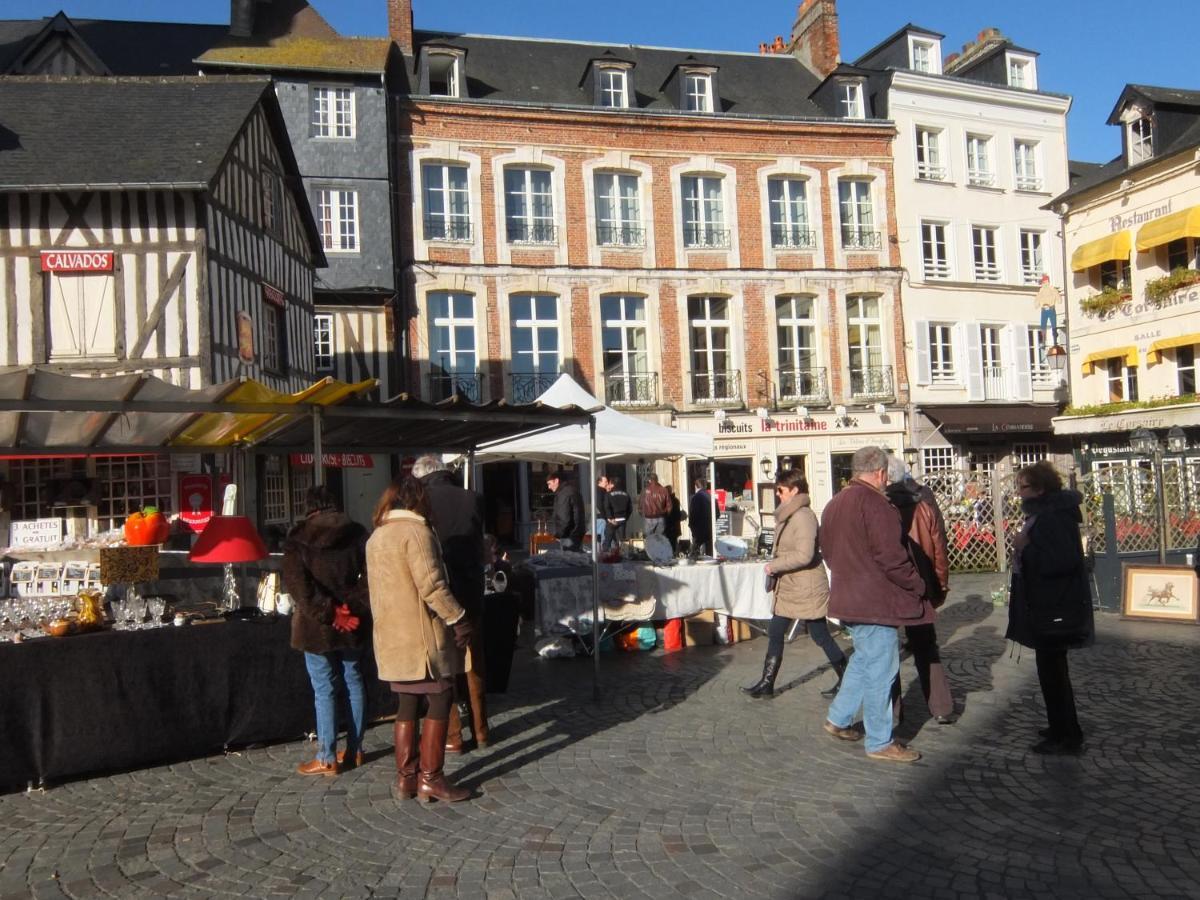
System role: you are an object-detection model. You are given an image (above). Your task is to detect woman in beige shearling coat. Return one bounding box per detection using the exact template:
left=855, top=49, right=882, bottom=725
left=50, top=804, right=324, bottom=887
left=742, top=470, right=848, bottom=699
left=367, top=475, right=472, bottom=804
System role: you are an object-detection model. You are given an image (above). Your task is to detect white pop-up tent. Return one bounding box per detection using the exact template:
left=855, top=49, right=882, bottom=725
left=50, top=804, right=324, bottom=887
left=473, top=374, right=712, bottom=461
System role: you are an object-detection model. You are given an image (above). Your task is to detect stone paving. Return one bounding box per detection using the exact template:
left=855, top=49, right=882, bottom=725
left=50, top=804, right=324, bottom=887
left=4, top=573, right=1200, bottom=899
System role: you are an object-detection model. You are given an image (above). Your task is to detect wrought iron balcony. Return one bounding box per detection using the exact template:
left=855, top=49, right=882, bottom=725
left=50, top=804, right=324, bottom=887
left=777, top=366, right=829, bottom=405
left=508, top=371, right=559, bottom=404
left=596, top=225, right=645, bottom=248
left=841, top=227, right=881, bottom=250
left=691, top=370, right=741, bottom=405
left=683, top=227, right=731, bottom=249
left=770, top=225, right=816, bottom=250
left=604, top=372, right=658, bottom=406
left=506, top=222, right=557, bottom=245
left=423, top=217, right=472, bottom=242
left=427, top=371, right=483, bottom=402
left=849, top=365, right=894, bottom=400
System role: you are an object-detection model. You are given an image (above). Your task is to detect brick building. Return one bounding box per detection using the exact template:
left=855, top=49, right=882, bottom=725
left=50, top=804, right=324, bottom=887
left=390, top=0, right=908, bottom=544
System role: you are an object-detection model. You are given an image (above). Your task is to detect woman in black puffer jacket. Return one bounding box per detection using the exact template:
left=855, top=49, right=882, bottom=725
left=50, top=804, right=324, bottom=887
left=1006, top=461, right=1093, bottom=756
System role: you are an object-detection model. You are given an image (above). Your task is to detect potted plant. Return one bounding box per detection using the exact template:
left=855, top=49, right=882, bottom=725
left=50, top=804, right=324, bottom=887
left=1079, top=282, right=1131, bottom=316
left=1144, top=267, right=1200, bottom=305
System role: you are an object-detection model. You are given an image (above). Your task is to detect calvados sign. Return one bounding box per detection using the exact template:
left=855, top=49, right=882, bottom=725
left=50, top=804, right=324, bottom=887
left=40, top=250, right=114, bottom=272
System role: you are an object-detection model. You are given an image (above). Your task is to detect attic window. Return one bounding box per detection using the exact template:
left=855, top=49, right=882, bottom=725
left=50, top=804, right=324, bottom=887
left=838, top=81, right=864, bottom=119
left=598, top=67, right=629, bottom=109
left=908, top=36, right=941, bottom=74
left=1006, top=52, right=1036, bottom=89
left=1129, top=116, right=1154, bottom=164
left=683, top=72, right=713, bottom=113
left=427, top=53, right=461, bottom=97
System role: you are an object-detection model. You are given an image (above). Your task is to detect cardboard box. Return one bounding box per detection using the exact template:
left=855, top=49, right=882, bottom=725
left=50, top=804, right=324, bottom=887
left=684, top=609, right=716, bottom=646
left=730, top=617, right=756, bottom=643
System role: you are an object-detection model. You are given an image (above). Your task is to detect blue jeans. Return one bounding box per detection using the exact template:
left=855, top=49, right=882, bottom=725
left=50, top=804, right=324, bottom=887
left=304, top=648, right=366, bottom=763
left=827, top=623, right=899, bottom=753
left=595, top=518, right=608, bottom=547
left=644, top=517, right=665, bottom=537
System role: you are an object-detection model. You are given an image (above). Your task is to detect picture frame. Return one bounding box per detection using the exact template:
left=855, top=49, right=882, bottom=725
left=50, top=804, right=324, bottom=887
left=1121, top=563, right=1199, bottom=623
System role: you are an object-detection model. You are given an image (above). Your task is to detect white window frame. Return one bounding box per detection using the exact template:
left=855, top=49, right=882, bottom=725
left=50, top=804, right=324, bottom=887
left=316, top=187, right=359, bottom=253
left=1106, top=358, right=1138, bottom=402
left=600, top=295, right=650, bottom=401
left=908, top=36, right=940, bottom=74
left=966, top=134, right=994, bottom=187
left=426, top=53, right=461, bottom=98
left=928, top=323, right=956, bottom=383
left=684, top=72, right=713, bottom=112
left=915, top=127, right=946, bottom=181
left=839, top=81, right=864, bottom=119
left=599, top=68, right=629, bottom=108
left=427, top=291, right=478, bottom=399
left=1013, top=443, right=1048, bottom=468
left=681, top=175, right=728, bottom=248
left=921, top=221, right=950, bottom=279
left=1005, top=52, right=1037, bottom=90
left=313, top=313, right=334, bottom=372
left=504, top=167, right=556, bottom=244
left=921, top=446, right=956, bottom=475
left=96, top=456, right=173, bottom=532
left=1129, top=116, right=1154, bottom=164
left=846, top=294, right=884, bottom=393
left=1020, top=230, right=1045, bottom=285
left=972, top=226, right=1000, bottom=281
left=422, top=162, right=472, bottom=242
left=775, top=295, right=818, bottom=381
left=509, top=293, right=561, bottom=377
left=838, top=179, right=877, bottom=250
left=767, top=178, right=812, bottom=249
left=260, top=302, right=285, bottom=373
left=979, top=324, right=1004, bottom=399
left=688, top=296, right=733, bottom=402
left=262, top=455, right=289, bottom=525
left=1177, top=344, right=1197, bottom=395
left=1027, top=328, right=1056, bottom=388
left=1014, top=140, right=1042, bottom=191
left=311, top=86, right=355, bottom=139
left=46, top=271, right=116, bottom=361
left=594, top=171, right=643, bottom=247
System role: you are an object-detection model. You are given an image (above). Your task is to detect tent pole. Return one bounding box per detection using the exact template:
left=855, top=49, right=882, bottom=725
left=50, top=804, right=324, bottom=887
left=464, top=450, right=474, bottom=491
left=708, top=458, right=717, bottom=556
left=589, top=416, right=600, bottom=702
left=311, top=407, right=325, bottom=486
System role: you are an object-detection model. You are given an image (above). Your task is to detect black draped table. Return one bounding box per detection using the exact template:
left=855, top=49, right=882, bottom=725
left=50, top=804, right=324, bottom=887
left=0, top=617, right=394, bottom=792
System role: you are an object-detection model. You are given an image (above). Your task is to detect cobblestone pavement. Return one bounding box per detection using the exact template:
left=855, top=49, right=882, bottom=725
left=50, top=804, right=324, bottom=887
left=5, top=573, right=1200, bottom=899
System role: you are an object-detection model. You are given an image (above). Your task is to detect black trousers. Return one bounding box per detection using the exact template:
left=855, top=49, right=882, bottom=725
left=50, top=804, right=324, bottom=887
left=1035, top=647, right=1082, bottom=742
left=766, top=615, right=844, bottom=665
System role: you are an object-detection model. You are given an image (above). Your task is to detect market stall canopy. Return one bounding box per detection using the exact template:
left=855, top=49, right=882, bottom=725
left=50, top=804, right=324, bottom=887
left=472, top=373, right=713, bottom=462
left=1070, top=231, right=1131, bottom=272
left=0, top=368, right=594, bottom=454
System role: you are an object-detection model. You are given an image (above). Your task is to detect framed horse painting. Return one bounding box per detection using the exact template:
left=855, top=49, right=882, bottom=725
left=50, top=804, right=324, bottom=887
left=1121, top=563, right=1200, bottom=623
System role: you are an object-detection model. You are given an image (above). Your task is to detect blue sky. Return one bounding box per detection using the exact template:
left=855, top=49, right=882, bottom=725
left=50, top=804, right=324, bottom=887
left=7, top=0, right=1191, bottom=162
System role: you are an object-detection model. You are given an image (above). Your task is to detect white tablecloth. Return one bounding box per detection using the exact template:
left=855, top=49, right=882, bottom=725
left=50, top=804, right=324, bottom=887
left=529, top=561, right=775, bottom=635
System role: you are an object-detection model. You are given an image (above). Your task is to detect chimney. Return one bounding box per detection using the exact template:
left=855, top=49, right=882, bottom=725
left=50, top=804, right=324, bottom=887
left=787, top=0, right=840, bottom=79
left=388, top=0, right=413, bottom=56
left=229, top=0, right=254, bottom=37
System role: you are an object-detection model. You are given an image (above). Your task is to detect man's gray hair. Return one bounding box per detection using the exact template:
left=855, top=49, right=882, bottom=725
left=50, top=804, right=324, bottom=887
left=886, top=454, right=909, bottom=485
left=850, top=446, right=890, bottom=477
left=411, top=453, right=448, bottom=479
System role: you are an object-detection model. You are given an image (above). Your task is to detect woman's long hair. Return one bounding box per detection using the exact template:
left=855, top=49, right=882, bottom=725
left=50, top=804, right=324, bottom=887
left=372, top=474, right=431, bottom=526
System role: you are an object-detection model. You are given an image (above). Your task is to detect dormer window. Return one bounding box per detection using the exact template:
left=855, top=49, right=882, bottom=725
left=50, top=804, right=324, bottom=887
left=1006, top=52, right=1036, bottom=89
left=1129, top=116, right=1154, bottom=163
left=599, top=67, right=629, bottom=109
left=684, top=72, right=713, bottom=112
left=839, top=80, right=865, bottom=119
left=908, top=36, right=941, bottom=74
left=419, top=46, right=466, bottom=98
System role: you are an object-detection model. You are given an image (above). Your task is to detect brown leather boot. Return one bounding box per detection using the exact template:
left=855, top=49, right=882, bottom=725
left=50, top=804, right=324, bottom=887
left=391, top=719, right=419, bottom=801
left=444, top=703, right=465, bottom=753
left=416, top=718, right=471, bottom=804
left=465, top=652, right=489, bottom=748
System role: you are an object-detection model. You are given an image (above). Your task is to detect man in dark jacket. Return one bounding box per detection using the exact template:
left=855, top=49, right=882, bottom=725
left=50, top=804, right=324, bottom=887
left=688, top=479, right=713, bottom=557
left=546, top=470, right=585, bottom=549
left=638, top=473, right=670, bottom=537
left=604, top=476, right=633, bottom=552
left=820, top=446, right=930, bottom=763
left=414, top=454, right=488, bottom=752
left=281, top=485, right=370, bottom=775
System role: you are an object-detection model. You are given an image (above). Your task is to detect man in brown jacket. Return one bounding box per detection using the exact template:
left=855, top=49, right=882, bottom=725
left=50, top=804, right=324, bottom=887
left=821, top=446, right=932, bottom=763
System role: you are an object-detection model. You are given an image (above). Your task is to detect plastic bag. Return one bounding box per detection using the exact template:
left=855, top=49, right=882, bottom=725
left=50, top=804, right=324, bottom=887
left=535, top=636, right=576, bottom=658
left=662, top=618, right=684, bottom=652
left=714, top=612, right=733, bottom=645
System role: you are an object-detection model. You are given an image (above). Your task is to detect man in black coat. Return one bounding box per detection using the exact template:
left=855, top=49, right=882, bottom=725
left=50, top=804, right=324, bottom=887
left=546, top=470, right=585, bottom=549
left=413, top=454, right=488, bottom=752
left=604, top=475, right=633, bottom=552
left=688, top=478, right=714, bottom=557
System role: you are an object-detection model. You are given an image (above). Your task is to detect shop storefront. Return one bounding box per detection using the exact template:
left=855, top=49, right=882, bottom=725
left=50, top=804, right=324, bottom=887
left=913, top=404, right=1071, bottom=478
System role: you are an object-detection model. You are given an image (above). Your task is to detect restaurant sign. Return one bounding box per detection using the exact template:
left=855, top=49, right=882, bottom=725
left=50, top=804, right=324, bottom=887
left=40, top=250, right=114, bottom=272
left=289, top=453, right=374, bottom=469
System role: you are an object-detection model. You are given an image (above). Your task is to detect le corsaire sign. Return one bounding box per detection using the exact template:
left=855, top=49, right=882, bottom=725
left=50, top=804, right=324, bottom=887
left=40, top=250, right=114, bottom=272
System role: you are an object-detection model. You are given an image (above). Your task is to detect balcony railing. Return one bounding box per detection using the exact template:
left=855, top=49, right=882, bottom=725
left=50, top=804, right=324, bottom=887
left=967, top=169, right=995, bottom=187
left=423, top=218, right=472, bottom=242
left=917, top=163, right=947, bottom=181
left=770, top=225, right=816, bottom=250
left=691, top=370, right=741, bottom=404
left=841, top=227, right=881, bottom=250
left=506, top=222, right=557, bottom=244
left=1015, top=174, right=1043, bottom=191
left=596, top=224, right=645, bottom=247
left=923, top=259, right=950, bottom=279
left=683, top=227, right=731, bottom=249
left=983, top=366, right=1006, bottom=400
left=1021, top=265, right=1044, bottom=285
left=777, top=366, right=828, bottom=405
left=849, top=365, right=894, bottom=400
left=974, top=261, right=1001, bottom=281
left=604, top=372, right=658, bottom=406
left=508, top=371, right=559, bottom=404
left=427, top=371, right=482, bottom=402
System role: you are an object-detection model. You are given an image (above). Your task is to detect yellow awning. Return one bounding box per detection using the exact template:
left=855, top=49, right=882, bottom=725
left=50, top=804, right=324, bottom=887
left=1071, top=231, right=1131, bottom=272
left=1081, top=346, right=1138, bottom=375
left=1148, top=332, right=1200, bottom=365
left=1136, top=206, right=1200, bottom=251
left=171, top=376, right=376, bottom=447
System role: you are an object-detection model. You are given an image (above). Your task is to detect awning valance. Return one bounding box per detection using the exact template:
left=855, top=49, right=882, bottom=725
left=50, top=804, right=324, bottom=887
left=1071, top=231, right=1131, bottom=272
left=1081, top=346, right=1138, bottom=375
left=1148, top=332, right=1200, bottom=364
left=1136, top=205, right=1200, bottom=251
left=919, top=404, right=1059, bottom=435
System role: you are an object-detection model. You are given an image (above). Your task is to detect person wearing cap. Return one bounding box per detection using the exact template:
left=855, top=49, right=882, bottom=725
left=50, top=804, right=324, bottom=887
left=546, top=470, right=586, bottom=550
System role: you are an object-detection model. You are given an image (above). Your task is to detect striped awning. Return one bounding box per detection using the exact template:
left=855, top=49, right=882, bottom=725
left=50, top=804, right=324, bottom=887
left=1148, top=333, right=1200, bottom=364
left=1081, top=346, right=1138, bottom=375
left=1136, top=205, right=1200, bottom=251
left=1071, top=231, right=1131, bottom=272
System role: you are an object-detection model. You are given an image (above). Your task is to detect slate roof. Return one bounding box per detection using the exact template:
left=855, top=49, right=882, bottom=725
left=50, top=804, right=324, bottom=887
left=197, top=35, right=392, bottom=75
left=852, top=22, right=944, bottom=67
left=406, top=31, right=828, bottom=119
left=0, top=75, right=277, bottom=190
left=0, top=16, right=224, bottom=75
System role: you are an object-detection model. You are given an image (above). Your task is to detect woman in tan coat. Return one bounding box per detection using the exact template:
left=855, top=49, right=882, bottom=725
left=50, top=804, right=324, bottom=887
left=367, top=475, right=473, bottom=803
left=743, top=470, right=848, bottom=699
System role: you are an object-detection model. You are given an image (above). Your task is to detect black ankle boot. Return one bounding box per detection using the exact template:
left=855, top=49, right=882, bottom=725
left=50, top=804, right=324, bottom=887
left=742, top=654, right=782, bottom=698
left=821, top=657, right=847, bottom=697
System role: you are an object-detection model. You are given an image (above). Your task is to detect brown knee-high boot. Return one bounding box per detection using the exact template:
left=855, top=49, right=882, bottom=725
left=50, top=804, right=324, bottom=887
left=445, top=695, right=465, bottom=753
left=465, top=639, right=489, bottom=747
left=416, top=718, right=471, bottom=804
left=391, top=719, right=419, bottom=801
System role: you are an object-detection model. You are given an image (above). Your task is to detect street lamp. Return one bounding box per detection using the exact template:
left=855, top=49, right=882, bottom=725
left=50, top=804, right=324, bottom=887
left=759, top=456, right=774, bottom=480
left=780, top=456, right=794, bottom=473
left=1130, top=427, right=1188, bottom=564
left=1045, top=343, right=1067, bottom=373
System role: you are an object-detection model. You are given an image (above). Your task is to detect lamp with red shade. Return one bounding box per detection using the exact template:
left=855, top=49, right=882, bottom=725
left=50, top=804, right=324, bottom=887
left=189, top=486, right=268, bottom=611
